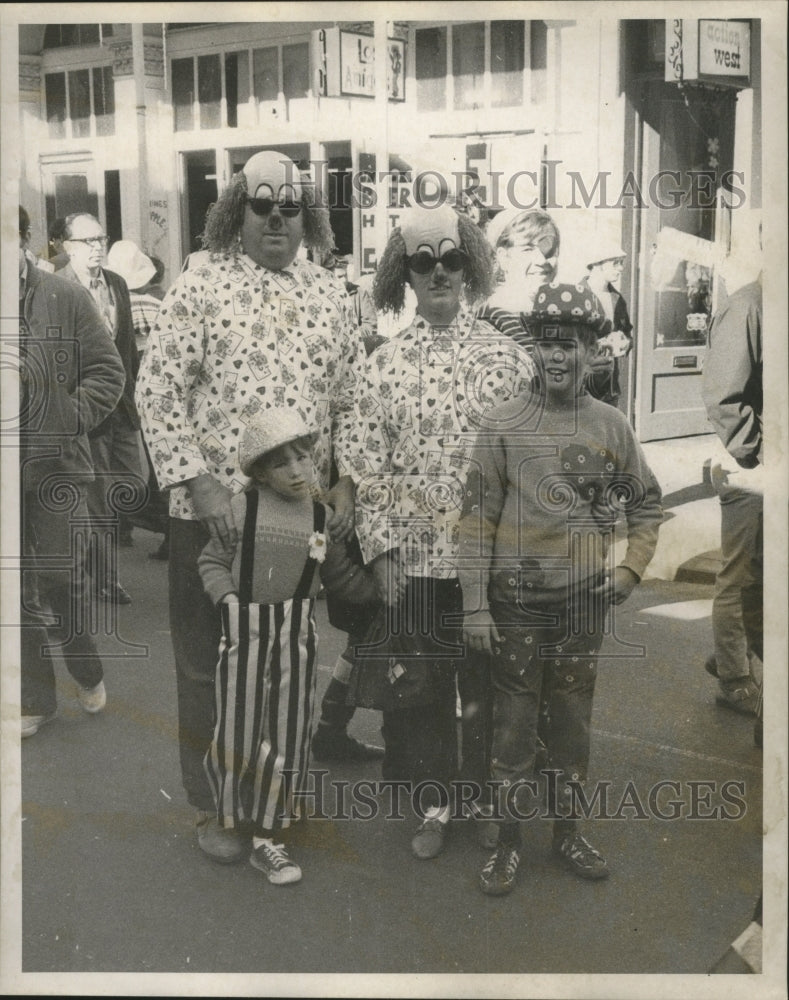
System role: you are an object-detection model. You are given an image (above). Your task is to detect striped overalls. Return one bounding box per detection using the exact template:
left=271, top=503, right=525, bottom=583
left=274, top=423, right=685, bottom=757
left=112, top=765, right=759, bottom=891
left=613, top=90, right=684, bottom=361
left=204, top=494, right=325, bottom=833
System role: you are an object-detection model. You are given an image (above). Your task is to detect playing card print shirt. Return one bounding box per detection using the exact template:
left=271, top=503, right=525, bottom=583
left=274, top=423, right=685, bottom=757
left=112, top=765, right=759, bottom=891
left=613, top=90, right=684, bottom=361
left=343, top=310, right=534, bottom=578
left=135, top=251, right=362, bottom=519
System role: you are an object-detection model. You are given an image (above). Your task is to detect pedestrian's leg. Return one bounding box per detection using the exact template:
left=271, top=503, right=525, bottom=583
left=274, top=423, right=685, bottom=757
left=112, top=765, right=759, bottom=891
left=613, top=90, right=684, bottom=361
left=711, top=486, right=761, bottom=714
left=542, top=608, right=609, bottom=880
left=478, top=604, right=543, bottom=895
left=248, top=599, right=318, bottom=886
left=311, top=633, right=384, bottom=762
left=169, top=518, right=227, bottom=811
left=457, top=647, right=493, bottom=806
left=29, top=486, right=105, bottom=703
left=741, top=500, right=763, bottom=747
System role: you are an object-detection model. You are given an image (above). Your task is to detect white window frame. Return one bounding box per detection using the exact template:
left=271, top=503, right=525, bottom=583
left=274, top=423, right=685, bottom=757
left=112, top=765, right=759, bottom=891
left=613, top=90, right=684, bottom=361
left=413, top=20, right=530, bottom=113
left=42, top=59, right=115, bottom=140
left=170, top=38, right=312, bottom=133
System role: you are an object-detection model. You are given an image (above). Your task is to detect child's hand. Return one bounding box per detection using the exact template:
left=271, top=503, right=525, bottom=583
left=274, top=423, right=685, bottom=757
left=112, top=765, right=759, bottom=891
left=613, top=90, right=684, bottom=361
left=589, top=566, right=639, bottom=605
left=219, top=593, right=239, bottom=604
left=463, top=609, right=501, bottom=655
left=371, top=553, right=406, bottom=606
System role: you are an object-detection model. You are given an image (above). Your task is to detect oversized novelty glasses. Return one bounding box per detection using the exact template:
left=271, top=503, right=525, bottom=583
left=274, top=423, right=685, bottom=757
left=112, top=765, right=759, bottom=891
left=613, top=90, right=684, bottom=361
left=246, top=197, right=302, bottom=218
left=406, top=249, right=468, bottom=274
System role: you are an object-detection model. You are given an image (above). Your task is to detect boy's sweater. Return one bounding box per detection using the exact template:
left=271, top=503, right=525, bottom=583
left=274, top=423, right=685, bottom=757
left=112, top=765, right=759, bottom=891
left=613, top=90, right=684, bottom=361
left=457, top=391, right=663, bottom=609
left=198, top=488, right=324, bottom=605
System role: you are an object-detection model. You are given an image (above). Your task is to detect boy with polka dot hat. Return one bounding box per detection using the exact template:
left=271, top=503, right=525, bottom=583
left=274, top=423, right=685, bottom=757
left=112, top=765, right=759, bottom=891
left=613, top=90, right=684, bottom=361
left=458, top=282, right=663, bottom=895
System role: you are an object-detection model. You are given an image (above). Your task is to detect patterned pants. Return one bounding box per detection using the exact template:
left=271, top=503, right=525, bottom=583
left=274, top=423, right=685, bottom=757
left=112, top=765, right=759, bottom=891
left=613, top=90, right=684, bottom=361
left=488, top=594, right=605, bottom=818
left=204, top=598, right=318, bottom=833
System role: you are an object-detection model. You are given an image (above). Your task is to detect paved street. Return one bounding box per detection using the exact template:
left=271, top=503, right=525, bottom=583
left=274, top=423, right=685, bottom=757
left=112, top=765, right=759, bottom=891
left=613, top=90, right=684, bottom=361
left=18, top=526, right=762, bottom=977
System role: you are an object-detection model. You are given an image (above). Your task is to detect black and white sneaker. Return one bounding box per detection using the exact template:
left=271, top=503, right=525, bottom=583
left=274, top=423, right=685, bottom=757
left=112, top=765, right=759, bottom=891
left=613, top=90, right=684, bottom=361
left=250, top=841, right=302, bottom=885
left=479, top=843, right=520, bottom=896
left=552, top=830, right=609, bottom=880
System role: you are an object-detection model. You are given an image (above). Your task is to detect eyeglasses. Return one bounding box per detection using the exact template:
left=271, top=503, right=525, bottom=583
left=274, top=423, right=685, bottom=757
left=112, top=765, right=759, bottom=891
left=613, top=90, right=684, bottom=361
left=67, top=236, right=108, bottom=247
left=246, top=197, right=302, bottom=219
left=407, top=249, right=467, bottom=274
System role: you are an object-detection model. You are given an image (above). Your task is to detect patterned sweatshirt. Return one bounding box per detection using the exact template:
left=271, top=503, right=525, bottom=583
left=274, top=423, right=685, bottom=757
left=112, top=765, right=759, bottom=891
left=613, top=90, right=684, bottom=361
left=135, top=250, right=363, bottom=519
left=457, top=391, right=663, bottom=609
left=341, top=309, right=535, bottom=578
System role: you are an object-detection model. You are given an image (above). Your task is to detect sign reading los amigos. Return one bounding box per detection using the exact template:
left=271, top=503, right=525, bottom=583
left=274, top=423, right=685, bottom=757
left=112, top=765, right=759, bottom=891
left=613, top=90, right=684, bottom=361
left=314, top=28, right=406, bottom=102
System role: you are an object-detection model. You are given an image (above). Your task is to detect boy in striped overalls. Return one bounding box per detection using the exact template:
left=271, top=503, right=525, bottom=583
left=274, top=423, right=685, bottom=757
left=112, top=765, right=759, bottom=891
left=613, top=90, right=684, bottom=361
left=198, top=408, right=345, bottom=885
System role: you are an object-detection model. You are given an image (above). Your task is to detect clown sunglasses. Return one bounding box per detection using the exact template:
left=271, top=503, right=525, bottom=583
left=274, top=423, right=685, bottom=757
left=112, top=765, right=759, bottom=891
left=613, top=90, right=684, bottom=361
left=407, top=249, right=468, bottom=274
left=246, top=197, right=302, bottom=218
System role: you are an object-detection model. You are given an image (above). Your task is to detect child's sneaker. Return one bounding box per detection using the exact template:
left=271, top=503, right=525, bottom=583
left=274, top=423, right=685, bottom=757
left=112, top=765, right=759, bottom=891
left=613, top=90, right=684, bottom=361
left=479, top=842, right=520, bottom=895
left=249, top=841, right=302, bottom=885
left=552, top=830, right=609, bottom=880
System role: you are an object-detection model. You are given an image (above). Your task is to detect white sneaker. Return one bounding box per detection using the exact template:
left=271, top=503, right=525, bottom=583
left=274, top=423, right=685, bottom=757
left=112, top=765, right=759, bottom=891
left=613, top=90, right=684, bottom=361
left=21, top=712, right=56, bottom=738
left=78, top=680, right=106, bottom=714
left=249, top=841, right=302, bottom=885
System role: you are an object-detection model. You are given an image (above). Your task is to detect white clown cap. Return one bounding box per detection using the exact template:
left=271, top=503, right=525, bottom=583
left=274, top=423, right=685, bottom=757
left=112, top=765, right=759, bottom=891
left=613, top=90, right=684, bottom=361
left=243, top=150, right=302, bottom=200
left=400, top=204, right=460, bottom=256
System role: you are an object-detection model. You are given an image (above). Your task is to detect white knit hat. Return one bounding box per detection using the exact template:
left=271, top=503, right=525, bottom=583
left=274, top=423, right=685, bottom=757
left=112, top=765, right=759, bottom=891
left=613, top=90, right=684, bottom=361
left=239, top=408, right=316, bottom=476
left=585, top=239, right=626, bottom=269
left=107, top=240, right=156, bottom=291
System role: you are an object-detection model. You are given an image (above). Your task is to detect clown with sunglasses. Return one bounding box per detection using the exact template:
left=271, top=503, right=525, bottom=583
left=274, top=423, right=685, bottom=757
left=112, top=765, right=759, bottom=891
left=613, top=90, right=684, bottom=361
left=341, top=204, right=536, bottom=862
left=136, top=150, right=366, bottom=870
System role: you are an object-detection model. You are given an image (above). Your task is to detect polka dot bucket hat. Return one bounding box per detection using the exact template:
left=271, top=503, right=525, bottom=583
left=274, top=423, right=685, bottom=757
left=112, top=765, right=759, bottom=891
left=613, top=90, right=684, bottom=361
left=525, top=281, right=606, bottom=333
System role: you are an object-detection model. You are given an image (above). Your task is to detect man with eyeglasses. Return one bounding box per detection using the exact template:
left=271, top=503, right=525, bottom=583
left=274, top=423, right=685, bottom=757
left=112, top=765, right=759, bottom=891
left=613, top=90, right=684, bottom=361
left=136, top=149, right=363, bottom=864
left=60, top=213, right=143, bottom=605
left=340, top=204, right=535, bottom=861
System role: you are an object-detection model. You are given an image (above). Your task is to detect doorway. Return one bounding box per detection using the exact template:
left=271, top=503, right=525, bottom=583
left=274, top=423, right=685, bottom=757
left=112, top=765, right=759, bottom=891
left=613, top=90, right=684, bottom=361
left=181, top=150, right=218, bottom=260
left=632, top=80, right=736, bottom=440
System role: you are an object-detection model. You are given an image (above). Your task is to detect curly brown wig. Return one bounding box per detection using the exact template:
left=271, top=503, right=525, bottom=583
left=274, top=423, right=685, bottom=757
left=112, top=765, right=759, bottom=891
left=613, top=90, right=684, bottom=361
left=201, top=171, right=334, bottom=255
left=373, top=214, right=496, bottom=315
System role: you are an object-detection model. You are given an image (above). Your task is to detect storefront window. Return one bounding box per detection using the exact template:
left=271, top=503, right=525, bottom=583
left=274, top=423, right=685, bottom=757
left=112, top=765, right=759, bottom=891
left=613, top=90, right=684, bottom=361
left=172, top=57, right=194, bottom=132
left=45, top=72, right=67, bottom=138
left=43, top=24, right=113, bottom=48
left=282, top=43, right=309, bottom=99
left=253, top=46, right=279, bottom=101
left=198, top=54, right=222, bottom=129
left=93, top=66, right=115, bottom=136
left=416, top=26, right=447, bottom=111
left=224, top=51, right=249, bottom=128
left=491, top=21, right=524, bottom=107
left=68, top=68, right=91, bottom=138
left=452, top=22, right=485, bottom=110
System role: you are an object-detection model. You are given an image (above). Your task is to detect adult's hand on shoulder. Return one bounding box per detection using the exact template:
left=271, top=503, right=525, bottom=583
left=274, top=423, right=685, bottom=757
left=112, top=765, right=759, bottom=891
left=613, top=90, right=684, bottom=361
left=188, top=474, right=237, bottom=550
left=325, top=475, right=356, bottom=541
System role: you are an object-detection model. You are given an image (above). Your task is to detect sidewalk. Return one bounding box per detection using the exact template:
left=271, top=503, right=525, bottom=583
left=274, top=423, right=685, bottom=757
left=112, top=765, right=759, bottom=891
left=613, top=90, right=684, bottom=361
left=619, top=433, right=721, bottom=584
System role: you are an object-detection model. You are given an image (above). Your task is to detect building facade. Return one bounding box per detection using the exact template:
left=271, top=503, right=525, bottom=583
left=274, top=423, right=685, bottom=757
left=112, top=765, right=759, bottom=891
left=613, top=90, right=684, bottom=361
left=18, top=18, right=761, bottom=440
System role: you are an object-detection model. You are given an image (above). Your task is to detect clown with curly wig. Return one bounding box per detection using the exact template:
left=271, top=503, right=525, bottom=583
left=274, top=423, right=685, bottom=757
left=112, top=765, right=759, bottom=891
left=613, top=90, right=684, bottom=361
left=344, top=204, right=536, bottom=863
left=135, top=150, right=365, bottom=863
left=202, top=151, right=334, bottom=261
left=373, top=205, right=496, bottom=317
